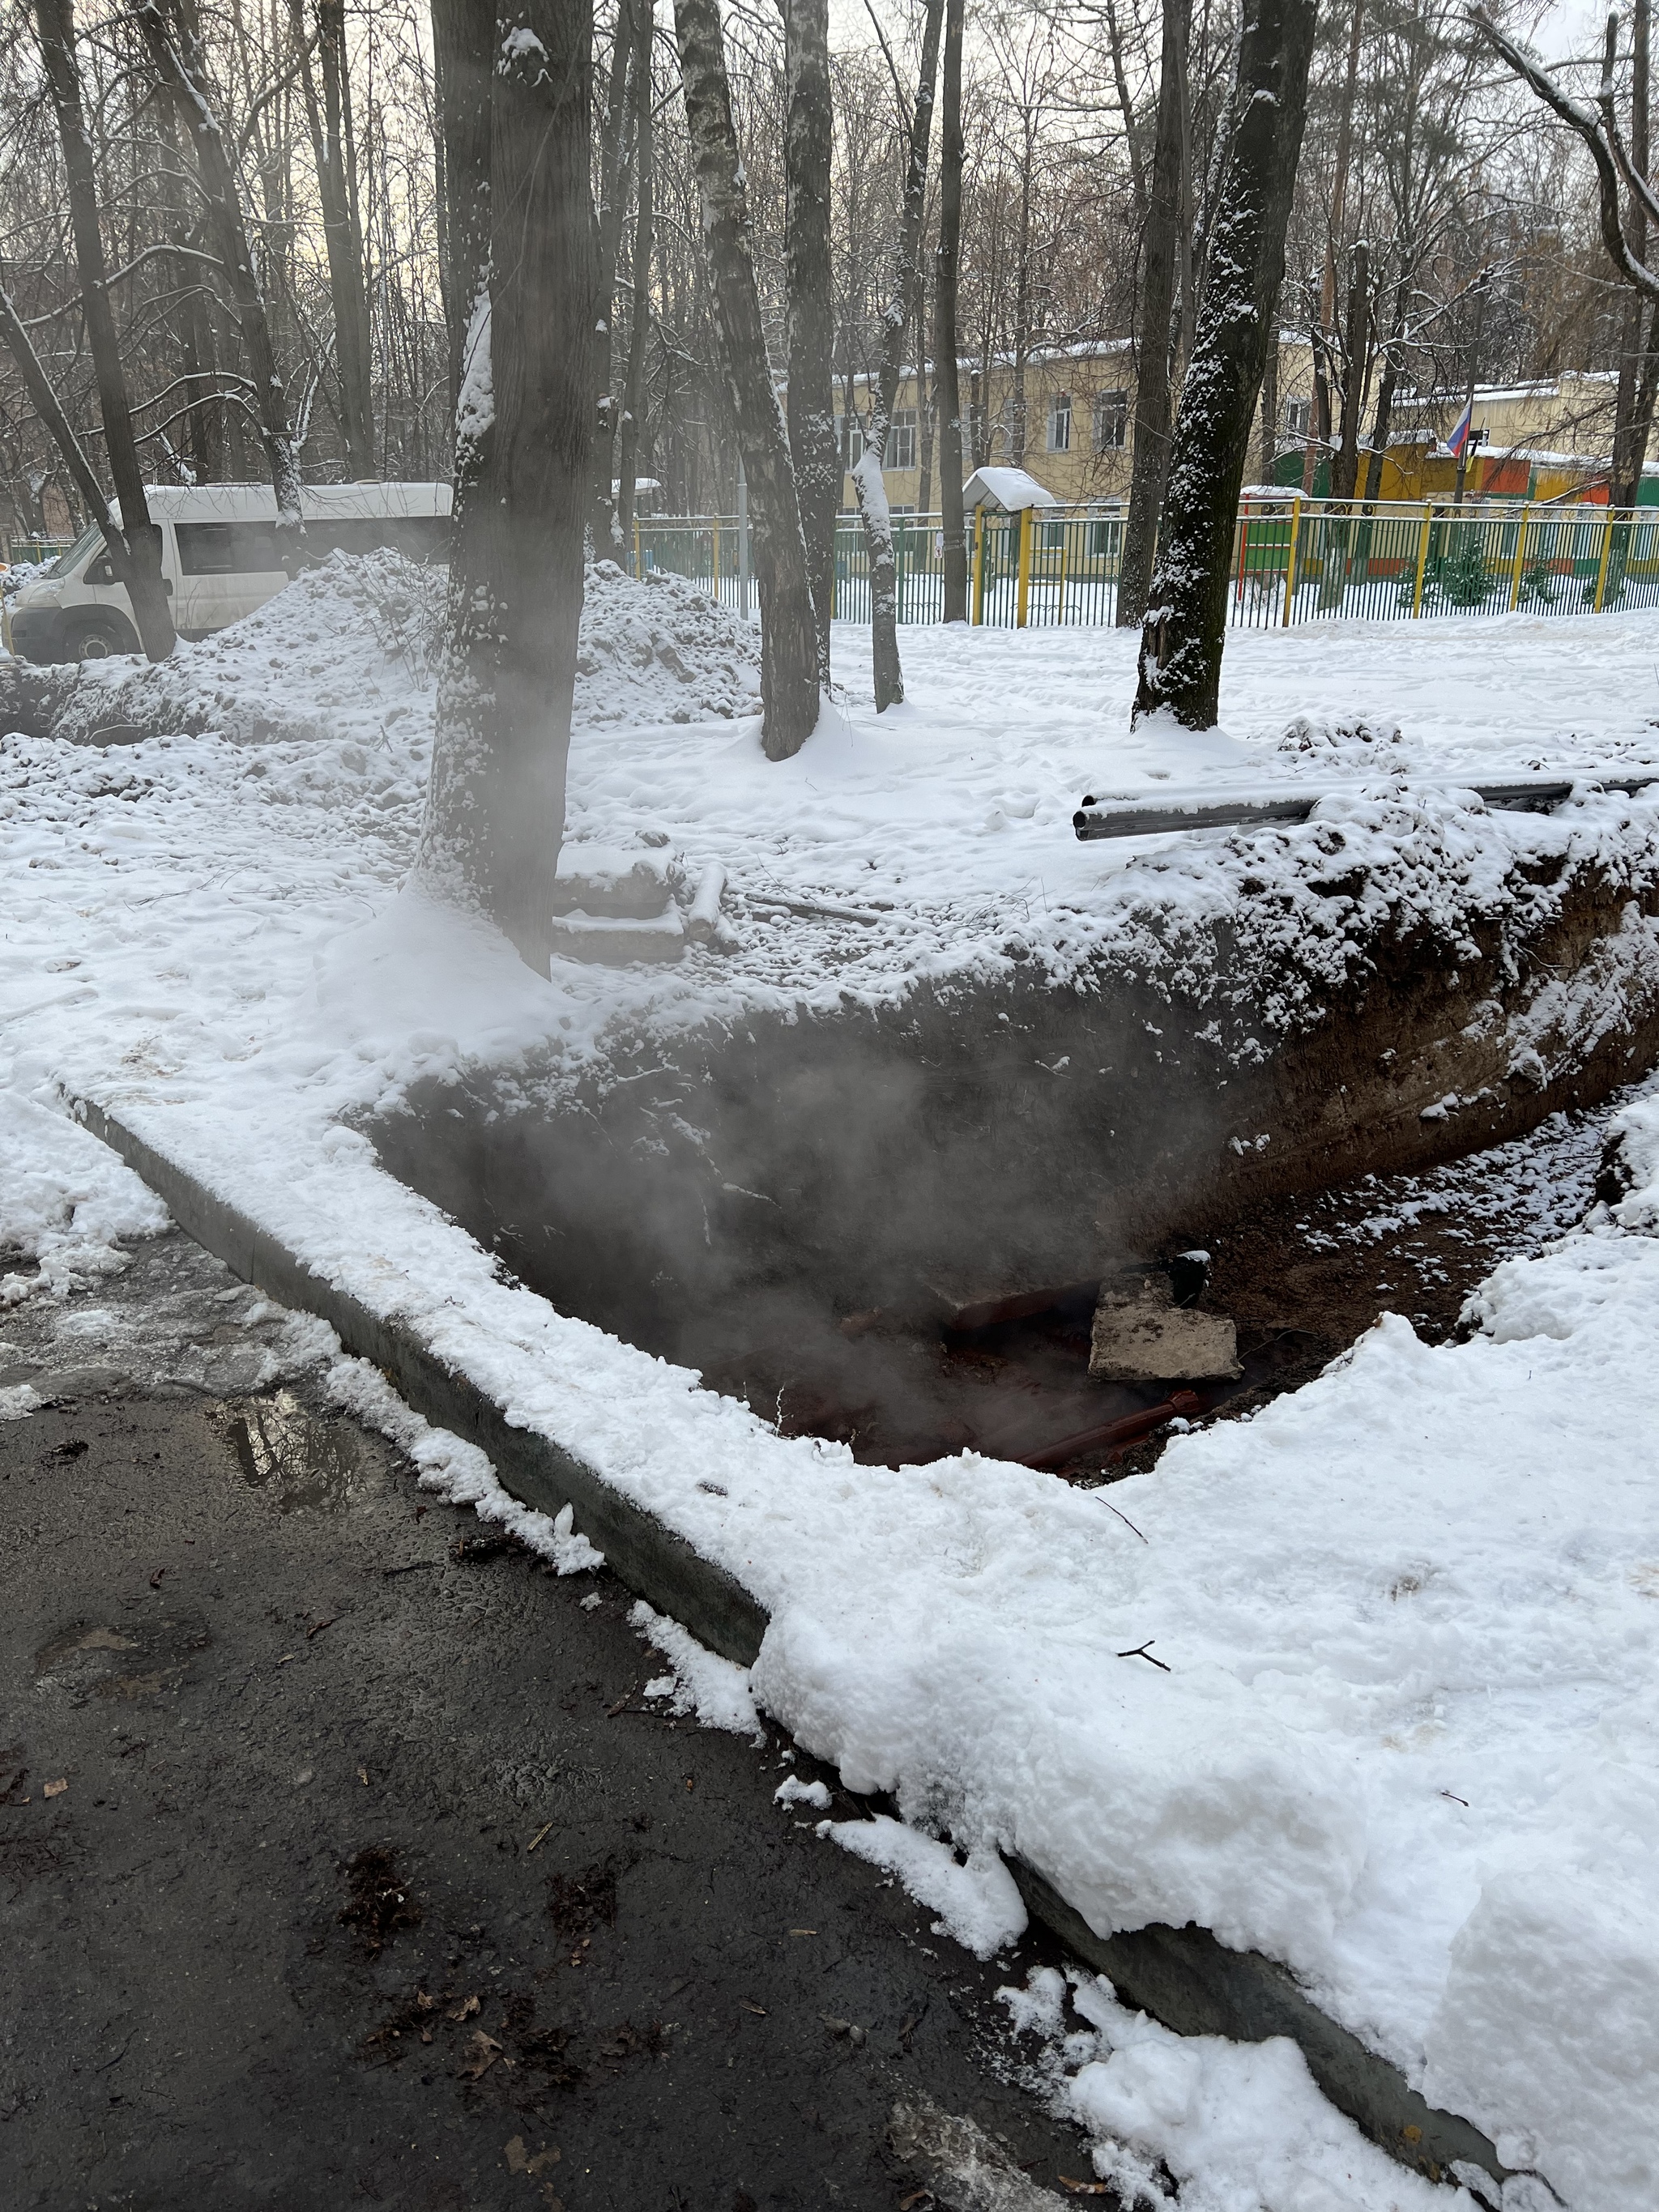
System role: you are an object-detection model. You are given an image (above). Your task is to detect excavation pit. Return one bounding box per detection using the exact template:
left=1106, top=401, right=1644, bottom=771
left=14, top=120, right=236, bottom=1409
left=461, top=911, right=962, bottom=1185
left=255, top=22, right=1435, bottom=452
left=369, top=812, right=1659, bottom=1483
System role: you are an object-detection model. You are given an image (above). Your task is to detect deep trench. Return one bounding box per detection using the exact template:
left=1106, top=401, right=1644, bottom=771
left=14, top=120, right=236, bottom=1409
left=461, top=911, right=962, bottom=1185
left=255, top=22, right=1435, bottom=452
left=369, top=893, right=1657, bottom=1481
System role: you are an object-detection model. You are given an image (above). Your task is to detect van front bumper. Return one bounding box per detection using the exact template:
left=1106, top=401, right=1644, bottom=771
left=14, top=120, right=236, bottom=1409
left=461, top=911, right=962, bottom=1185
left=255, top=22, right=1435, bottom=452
left=6, top=605, right=66, bottom=663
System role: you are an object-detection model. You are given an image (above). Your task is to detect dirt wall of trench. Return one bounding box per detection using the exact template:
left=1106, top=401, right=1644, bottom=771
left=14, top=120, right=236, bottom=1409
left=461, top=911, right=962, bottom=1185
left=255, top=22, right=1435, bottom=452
left=369, top=844, right=1659, bottom=1376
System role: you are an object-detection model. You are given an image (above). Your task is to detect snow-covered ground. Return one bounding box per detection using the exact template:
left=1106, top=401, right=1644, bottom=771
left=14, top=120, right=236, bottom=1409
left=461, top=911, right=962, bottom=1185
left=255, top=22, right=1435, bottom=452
left=5, top=576, right=1659, bottom=2210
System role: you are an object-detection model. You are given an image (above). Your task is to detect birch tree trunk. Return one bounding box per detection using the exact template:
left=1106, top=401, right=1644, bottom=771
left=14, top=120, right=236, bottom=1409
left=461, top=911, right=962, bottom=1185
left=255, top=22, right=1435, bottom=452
left=1132, top=0, right=1318, bottom=729
left=591, top=0, right=639, bottom=548
left=420, top=0, right=597, bottom=970
left=850, top=0, right=944, bottom=711
left=1259, top=287, right=1280, bottom=483
left=936, top=0, right=967, bottom=622
left=1116, top=0, right=1191, bottom=629
left=616, top=6, right=655, bottom=548
left=675, top=0, right=817, bottom=757
left=783, top=0, right=839, bottom=680
left=136, top=0, right=304, bottom=543
left=34, top=0, right=175, bottom=659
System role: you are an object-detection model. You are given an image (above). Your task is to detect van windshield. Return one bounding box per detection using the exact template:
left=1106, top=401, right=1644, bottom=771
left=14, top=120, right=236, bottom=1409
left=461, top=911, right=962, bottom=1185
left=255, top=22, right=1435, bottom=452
left=46, top=522, right=105, bottom=578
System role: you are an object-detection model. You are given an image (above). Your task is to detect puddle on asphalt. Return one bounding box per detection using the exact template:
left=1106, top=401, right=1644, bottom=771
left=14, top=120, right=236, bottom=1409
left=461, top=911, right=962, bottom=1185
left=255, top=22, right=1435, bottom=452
left=225, top=1391, right=370, bottom=1512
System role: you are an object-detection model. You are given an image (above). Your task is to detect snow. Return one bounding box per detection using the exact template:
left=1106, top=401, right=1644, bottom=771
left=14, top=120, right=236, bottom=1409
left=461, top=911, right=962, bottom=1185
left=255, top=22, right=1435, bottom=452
left=821, top=1813, right=1029, bottom=1960
left=629, top=1598, right=765, bottom=1740
left=1002, top=1966, right=1473, bottom=2212
left=5, top=574, right=1659, bottom=2207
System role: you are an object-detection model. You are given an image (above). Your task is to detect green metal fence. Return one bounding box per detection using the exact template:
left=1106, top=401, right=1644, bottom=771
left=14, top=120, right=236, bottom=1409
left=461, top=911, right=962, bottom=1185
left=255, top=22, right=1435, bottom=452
left=628, top=497, right=1659, bottom=629
left=2, top=535, right=71, bottom=569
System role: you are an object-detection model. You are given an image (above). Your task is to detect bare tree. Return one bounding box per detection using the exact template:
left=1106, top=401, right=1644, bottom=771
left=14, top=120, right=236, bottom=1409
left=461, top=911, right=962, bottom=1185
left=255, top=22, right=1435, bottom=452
left=420, top=0, right=599, bottom=970
left=136, top=0, right=304, bottom=539
left=33, top=0, right=174, bottom=658
left=850, top=0, right=944, bottom=710
left=1133, top=0, right=1319, bottom=728
left=616, top=2, right=655, bottom=547
left=1117, top=0, right=1190, bottom=629
left=784, top=0, right=838, bottom=680
left=292, top=0, right=376, bottom=479
left=936, top=0, right=967, bottom=622
left=674, top=0, right=817, bottom=756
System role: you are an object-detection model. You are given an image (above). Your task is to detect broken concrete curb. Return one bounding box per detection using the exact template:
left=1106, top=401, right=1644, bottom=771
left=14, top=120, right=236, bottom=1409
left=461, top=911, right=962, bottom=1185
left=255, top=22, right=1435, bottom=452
left=75, top=1093, right=1507, bottom=2197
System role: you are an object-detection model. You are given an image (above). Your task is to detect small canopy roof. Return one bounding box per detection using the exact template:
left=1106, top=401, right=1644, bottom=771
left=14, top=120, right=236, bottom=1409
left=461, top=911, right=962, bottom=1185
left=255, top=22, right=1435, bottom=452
left=962, top=466, right=1061, bottom=513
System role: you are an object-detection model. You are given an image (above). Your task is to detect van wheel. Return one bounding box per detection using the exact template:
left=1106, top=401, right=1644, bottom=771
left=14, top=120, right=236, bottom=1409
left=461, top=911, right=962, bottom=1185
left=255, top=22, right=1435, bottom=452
left=63, top=613, right=138, bottom=661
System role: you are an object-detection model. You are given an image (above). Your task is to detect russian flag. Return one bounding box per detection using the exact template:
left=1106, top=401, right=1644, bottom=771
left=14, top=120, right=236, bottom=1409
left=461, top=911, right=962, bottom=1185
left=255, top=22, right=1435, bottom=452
left=1445, top=398, right=1474, bottom=459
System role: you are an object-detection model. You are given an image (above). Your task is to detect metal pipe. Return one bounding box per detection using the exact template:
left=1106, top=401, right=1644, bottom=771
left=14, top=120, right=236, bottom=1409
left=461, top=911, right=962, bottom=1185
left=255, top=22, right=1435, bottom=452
left=1073, top=771, right=1659, bottom=842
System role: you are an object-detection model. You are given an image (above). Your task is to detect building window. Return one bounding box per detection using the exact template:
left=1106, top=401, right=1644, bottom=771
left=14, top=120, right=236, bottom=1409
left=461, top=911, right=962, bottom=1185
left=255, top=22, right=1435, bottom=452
left=838, top=416, right=864, bottom=471
left=889, top=409, right=918, bottom=471
left=1047, top=392, right=1073, bottom=452
left=1094, top=389, right=1128, bottom=450
left=1285, top=398, right=1312, bottom=438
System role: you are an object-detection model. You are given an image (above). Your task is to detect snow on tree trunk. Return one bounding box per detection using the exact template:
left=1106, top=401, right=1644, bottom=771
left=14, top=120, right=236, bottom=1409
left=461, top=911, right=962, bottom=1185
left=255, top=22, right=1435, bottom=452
left=784, top=0, right=839, bottom=682
left=936, top=0, right=969, bottom=624
left=853, top=0, right=944, bottom=712
left=1116, top=0, right=1191, bottom=631
left=616, top=1, right=655, bottom=548
left=1132, top=0, right=1318, bottom=731
left=136, top=0, right=304, bottom=547
left=36, top=0, right=174, bottom=659
left=433, top=0, right=493, bottom=414
left=420, top=0, right=597, bottom=970
left=674, top=0, right=817, bottom=759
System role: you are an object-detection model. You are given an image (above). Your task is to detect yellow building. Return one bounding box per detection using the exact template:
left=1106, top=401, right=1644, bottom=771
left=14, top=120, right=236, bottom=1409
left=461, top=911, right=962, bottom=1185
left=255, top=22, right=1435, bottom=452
left=835, top=337, right=1318, bottom=510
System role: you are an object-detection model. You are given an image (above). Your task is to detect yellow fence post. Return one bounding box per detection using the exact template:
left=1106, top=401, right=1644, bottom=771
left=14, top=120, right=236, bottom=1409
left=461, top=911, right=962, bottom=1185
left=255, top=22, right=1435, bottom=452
left=1281, top=496, right=1303, bottom=627
left=1411, top=501, right=1434, bottom=616
left=971, top=506, right=985, bottom=624
left=1016, top=504, right=1034, bottom=627
left=1593, top=507, right=1616, bottom=610
left=712, top=517, right=721, bottom=600
left=1508, top=502, right=1531, bottom=611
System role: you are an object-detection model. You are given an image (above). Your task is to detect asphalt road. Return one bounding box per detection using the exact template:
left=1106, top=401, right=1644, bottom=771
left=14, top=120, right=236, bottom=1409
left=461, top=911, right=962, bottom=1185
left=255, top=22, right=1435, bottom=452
left=0, top=1230, right=1096, bottom=2211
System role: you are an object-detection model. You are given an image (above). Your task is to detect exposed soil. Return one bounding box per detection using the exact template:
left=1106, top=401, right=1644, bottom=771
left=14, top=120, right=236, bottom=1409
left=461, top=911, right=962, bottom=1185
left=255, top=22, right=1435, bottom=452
left=702, top=1101, right=1615, bottom=1485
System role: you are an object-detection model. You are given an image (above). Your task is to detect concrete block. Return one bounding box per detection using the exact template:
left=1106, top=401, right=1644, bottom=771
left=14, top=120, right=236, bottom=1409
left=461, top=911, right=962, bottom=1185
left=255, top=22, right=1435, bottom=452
left=1089, top=1274, right=1241, bottom=1383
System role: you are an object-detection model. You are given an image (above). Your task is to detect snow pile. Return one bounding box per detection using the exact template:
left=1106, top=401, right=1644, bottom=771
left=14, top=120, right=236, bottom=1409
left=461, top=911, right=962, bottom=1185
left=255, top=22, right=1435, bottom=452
left=31, top=549, right=759, bottom=752
left=1001, top=1967, right=1468, bottom=2212
left=629, top=1598, right=765, bottom=1738
left=6, top=615, right=1659, bottom=2206
left=577, top=560, right=761, bottom=725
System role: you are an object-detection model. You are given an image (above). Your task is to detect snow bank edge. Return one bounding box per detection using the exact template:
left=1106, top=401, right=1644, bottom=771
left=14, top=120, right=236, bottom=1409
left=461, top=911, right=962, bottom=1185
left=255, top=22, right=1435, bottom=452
left=70, top=1093, right=768, bottom=1670
left=1013, top=1860, right=1507, bottom=2193
left=72, top=1091, right=1508, bottom=2197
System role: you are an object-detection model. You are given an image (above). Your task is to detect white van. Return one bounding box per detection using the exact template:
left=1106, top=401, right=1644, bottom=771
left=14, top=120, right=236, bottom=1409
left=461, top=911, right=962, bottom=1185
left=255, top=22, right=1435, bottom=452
left=4, top=480, right=452, bottom=663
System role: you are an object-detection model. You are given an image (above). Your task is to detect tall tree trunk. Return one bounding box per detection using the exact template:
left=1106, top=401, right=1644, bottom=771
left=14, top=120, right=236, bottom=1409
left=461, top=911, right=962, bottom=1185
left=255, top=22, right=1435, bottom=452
left=34, top=0, right=174, bottom=658
left=591, top=0, right=639, bottom=547
left=850, top=0, right=944, bottom=711
left=294, top=0, right=377, bottom=479
left=1614, top=0, right=1652, bottom=508
left=783, top=0, right=838, bottom=680
left=1362, top=271, right=1410, bottom=503
left=1328, top=241, right=1369, bottom=501
left=420, top=0, right=598, bottom=970
left=1116, top=0, right=1190, bottom=629
left=137, top=0, right=303, bottom=541
left=936, top=0, right=967, bottom=621
left=674, top=0, right=817, bottom=756
left=433, top=0, right=492, bottom=411
left=1132, top=0, right=1318, bottom=728
left=616, top=0, right=654, bottom=546
left=1259, top=284, right=1280, bottom=483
